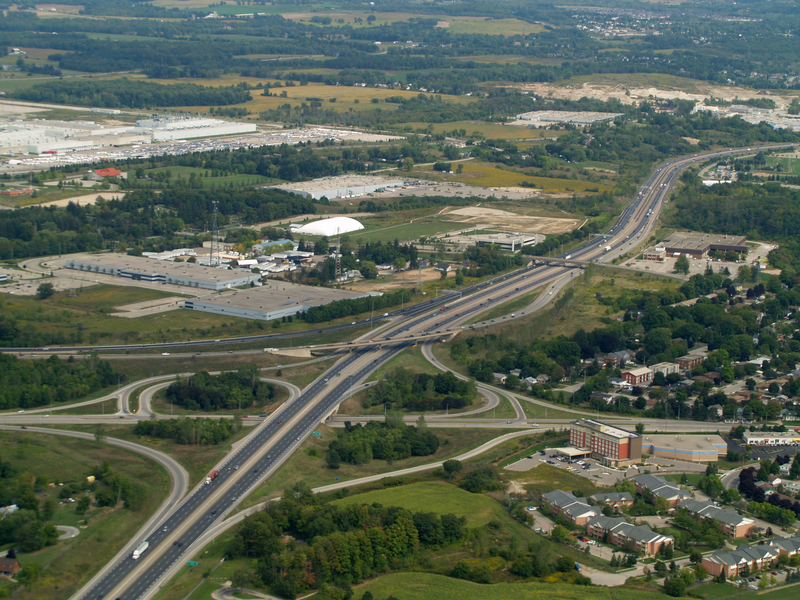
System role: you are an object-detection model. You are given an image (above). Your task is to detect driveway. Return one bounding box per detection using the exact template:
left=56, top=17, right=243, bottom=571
left=56, top=526, right=80, bottom=540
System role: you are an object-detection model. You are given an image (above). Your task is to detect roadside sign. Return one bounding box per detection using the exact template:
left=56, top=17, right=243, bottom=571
left=312, top=431, right=321, bottom=436
left=187, top=561, right=198, bottom=567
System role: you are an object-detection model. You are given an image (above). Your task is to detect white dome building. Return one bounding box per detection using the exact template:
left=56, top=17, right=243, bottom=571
left=295, top=217, right=364, bottom=237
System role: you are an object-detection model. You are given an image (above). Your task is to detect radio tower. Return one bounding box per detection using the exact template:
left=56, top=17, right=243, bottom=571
left=211, top=201, right=219, bottom=266
left=335, top=227, right=342, bottom=281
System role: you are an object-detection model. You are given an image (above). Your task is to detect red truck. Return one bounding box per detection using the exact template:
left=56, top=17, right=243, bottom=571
left=204, top=470, right=219, bottom=485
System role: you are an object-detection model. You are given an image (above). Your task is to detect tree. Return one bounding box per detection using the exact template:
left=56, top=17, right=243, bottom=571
left=664, top=576, right=686, bottom=597
left=76, top=496, right=91, bottom=514
left=402, top=157, right=414, bottom=172
left=94, top=427, right=106, bottom=443
left=695, top=564, right=708, bottom=581
left=455, top=269, right=465, bottom=286
left=675, top=254, right=690, bottom=275
left=442, top=459, right=462, bottom=479
left=654, top=495, right=670, bottom=514
left=689, top=550, right=703, bottom=564
left=635, top=423, right=645, bottom=434
left=36, top=282, right=55, bottom=300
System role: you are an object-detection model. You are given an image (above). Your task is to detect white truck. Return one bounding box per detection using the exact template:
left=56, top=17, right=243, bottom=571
left=604, top=246, right=611, bottom=252
left=132, top=540, right=149, bottom=560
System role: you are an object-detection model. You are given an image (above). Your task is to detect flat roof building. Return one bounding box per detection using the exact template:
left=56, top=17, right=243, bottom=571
left=742, top=431, right=800, bottom=446
left=569, top=418, right=642, bottom=467
left=65, top=254, right=260, bottom=291
left=641, top=434, right=727, bottom=463
left=264, top=175, right=405, bottom=200
left=183, top=281, right=379, bottom=322
left=658, top=232, right=748, bottom=258
left=622, top=366, right=654, bottom=386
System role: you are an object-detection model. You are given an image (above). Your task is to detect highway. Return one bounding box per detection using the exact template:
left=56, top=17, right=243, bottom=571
left=59, top=143, right=791, bottom=600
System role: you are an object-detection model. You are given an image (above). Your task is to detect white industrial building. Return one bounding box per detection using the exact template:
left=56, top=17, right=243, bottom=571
left=292, top=216, right=365, bottom=237
left=65, top=255, right=260, bottom=291
left=183, top=281, right=379, bottom=321
left=133, top=116, right=256, bottom=141
left=265, top=175, right=405, bottom=200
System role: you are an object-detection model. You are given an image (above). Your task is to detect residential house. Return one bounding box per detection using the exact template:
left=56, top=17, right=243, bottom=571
left=542, top=490, right=598, bottom=526
left=537, top=374, right=551, bottom=384
left=609, top=377, right=632, bottom=391
left=586, top=516, right=674, bottom=556
left=782, top=481, right=800, bottom=494
left=633, top=474, right=690, bottom=508
left=0, top=558, right=20, bottom=577
left=622, top=367, right=654, bottom=387
left=702, top=544, right=779, bottom=579
left=650, top=362, right=680, bottom=376
left=589, top=492, right=634, bottom=511
left=767, top=534, right=800, bottom=558
left=589, top=392, right=615, bottom=405
left=524, top=376, right=539, bottom=389
left=677, top=499, right=755, bottom=538
left=779, top=463, right=791, bottom=476
left=604, top=350, right=633, bottom=367
left=493, top=373, right=507, bottom=385
left=435, top=262, right=451, bottom=272
left=708, top=404, right=724, bottom=419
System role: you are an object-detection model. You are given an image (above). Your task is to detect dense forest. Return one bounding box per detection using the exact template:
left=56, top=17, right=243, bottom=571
left=9, top=80, right=252, bottom=108
left=363, top=367, right=477, bottom=412
left=164, top=366, right=277, bottom=412
left=0, top=353, right=121, bottom=409
left=325, top=419, right=440, bottom=467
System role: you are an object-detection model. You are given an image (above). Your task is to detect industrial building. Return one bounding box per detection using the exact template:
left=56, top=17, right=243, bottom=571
left=640, top=434, right=727, bottom=463
left=265, top=175, right=405, bottom=200
left=134, top=116, right=255, bottom=141
left=515, top=110, right=624, bottom=127
left=656, top=232, right=749, bottom=259
left=569, top=418, right=642, bottom=467
left=64, top=255, right=260, bottom=291
left=183, top=281, right=379, bottom=322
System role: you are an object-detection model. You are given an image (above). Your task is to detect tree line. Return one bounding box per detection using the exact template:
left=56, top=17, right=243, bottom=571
left=132, top=417, right=239, bottom=446
left=363, top=367, right=476, bottom=412
left=0, top=353, right=121, bottom=409
left=325, top=419, right=440, bottom=468
left=165, top=366, right=276, bottom=412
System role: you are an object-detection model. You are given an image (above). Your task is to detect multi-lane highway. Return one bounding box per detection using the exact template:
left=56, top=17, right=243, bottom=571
left=46, top=143, right=789, bottom=600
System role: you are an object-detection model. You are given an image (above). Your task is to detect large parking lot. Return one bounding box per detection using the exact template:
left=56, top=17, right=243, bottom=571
left=506, top=450, right=626, bottom=487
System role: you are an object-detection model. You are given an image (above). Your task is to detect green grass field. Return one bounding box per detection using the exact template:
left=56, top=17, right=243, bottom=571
left=143, top=165, right=274, bottom=188
left=765, top=155, right=800, bottom=175
left=332, top=481, right=506, bottom=528
left=0, top=431, right=170, bottom=600
left=425, top=163, right=613, bottom=193
left=521, top=463, right=604, bottom=497
left=356, top=572, right=670, bottom=600
left=348, top=218, right=460, bottom=244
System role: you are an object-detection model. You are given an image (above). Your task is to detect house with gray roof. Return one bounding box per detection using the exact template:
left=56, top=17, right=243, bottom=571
left=589, top=492, right=634, bottom=511
left=586, top=515, right=673, bottom=556
left=702, top=544, right=779, bottom=579
left=767, top=534, right=800, bottom=558
left=633, top=474, right=691, bottom=508
left=542, top=490, right=598, bottom=526
left=678, top=499, right=754, bottom=538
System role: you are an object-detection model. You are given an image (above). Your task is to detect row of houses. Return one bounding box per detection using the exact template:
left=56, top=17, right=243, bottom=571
left=541, top=490, right=674, bottom=556
left=678, top=499, right=755, bottom=538
left=633, top=474, right=691, bottom=508
left=703, top=535, right=800, bottom=579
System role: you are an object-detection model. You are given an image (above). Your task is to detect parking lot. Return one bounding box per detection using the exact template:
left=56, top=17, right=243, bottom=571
left=506, top=450, right=627, bottom=487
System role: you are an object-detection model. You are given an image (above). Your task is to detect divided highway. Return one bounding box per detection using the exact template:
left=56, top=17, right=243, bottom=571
left=71, top=144, right=790, bottom=600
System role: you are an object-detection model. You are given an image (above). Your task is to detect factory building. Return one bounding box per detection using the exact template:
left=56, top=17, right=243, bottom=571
left=64, top=255, right=260, bottom=291
left=265, top=175, right=405, bottom=200
left=183, top=282, right=379, bottom=322
left=658, top=232, right=748, bottom=259
left=134, top=116, right=256, bottom=141
left=569, top=418, right=642, bottom=467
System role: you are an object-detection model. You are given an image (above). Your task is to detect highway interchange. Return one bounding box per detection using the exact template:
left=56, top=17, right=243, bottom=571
left=0, top=143, right=791, bottom=600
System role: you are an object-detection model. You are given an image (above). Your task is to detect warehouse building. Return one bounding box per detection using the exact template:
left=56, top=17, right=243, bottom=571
left=183, top=281, right=379, bottom=322
left=133, top=116, right=256, bottom=141
left=265, top=175, right=405, bottom=200
left=658, top=232, right=748, bottom=258
left=569, top=418, right=642, bottom=467
left=640, top=434, right=727, bottom=463
left=64, top=255, right=260, bottom=291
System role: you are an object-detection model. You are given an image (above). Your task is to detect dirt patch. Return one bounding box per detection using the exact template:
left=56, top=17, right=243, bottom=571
left=34, top=192, right=124, bottom=208
left=435, top=20, right=450, bottom=28
left=346, top=268, right=449, bottom=292
left=683, top=137, right=700, bottom=146
left=444, top=209, right=582, bottom=234
left=506, top=480, right=526, bottom=495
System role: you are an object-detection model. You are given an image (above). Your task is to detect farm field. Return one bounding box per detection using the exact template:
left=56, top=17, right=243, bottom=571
left=331, top=481, right=506, bottom=528
left=143, top=165, right=275, bottom=188
left=400, top=121, right=559, bottom=139
left=355, top=573, right=668, bottom=600
left=0, top=431, right=170, bottom=600
left=436, top=18, right=545, bottom=36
